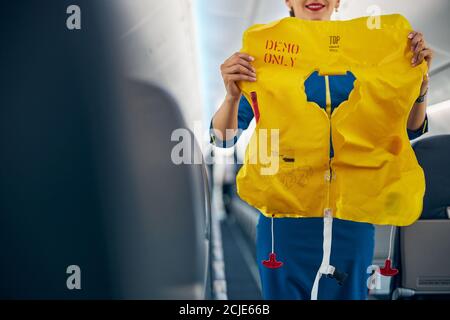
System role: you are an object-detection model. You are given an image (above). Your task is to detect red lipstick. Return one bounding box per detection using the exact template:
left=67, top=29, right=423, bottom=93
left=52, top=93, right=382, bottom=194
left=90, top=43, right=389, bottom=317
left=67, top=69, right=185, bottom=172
left=305, top=3, right=326, bottom=11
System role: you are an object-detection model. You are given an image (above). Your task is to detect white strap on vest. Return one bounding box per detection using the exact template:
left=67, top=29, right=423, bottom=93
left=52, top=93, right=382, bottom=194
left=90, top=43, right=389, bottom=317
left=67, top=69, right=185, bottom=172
left=311, top=209, right=334, bottom=300
left=387, top=225, right=395, bottom=261
left=271, top=216, right=275, bottom=253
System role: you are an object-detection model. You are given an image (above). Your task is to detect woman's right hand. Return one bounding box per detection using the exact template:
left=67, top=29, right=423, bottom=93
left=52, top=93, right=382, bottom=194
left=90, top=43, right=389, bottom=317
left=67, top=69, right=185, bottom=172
left=220, top=52, right=257, bottom=100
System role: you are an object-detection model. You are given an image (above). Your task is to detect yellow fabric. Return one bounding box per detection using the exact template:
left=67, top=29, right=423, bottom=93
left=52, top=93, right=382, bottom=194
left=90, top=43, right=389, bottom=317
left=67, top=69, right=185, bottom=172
left=236, top=14, right=427, bottom=226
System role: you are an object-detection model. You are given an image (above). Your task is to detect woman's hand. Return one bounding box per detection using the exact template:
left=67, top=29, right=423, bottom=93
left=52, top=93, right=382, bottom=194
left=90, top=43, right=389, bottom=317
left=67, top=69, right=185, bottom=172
left=408, top=31, right=433, bottom=94
left=220, top=52, right=256, bottom=100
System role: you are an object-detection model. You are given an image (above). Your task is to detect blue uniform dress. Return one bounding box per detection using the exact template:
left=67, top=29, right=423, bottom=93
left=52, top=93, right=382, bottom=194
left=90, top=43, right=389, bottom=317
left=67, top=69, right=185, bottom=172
left=210, top=72, right=428, bottom=300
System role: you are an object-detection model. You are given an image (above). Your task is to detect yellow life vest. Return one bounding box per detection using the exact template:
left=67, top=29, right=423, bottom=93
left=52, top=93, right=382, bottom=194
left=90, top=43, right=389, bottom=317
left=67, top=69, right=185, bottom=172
left=236, top=14, right=428, bottom=226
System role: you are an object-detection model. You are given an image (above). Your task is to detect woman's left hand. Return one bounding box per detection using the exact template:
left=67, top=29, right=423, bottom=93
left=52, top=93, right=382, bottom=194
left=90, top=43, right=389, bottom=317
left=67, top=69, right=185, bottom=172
left=408, top=31, right=433, bottom=94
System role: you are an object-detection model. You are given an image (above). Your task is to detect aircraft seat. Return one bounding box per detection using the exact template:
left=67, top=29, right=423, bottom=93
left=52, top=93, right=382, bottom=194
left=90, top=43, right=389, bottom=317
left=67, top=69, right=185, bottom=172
left=392, top=134, right=450, bottom=299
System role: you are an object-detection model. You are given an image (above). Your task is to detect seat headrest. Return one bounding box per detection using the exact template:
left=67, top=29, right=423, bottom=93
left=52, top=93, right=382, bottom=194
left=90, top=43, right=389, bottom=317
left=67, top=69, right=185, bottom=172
left=413, top=135, right=450, bottom=219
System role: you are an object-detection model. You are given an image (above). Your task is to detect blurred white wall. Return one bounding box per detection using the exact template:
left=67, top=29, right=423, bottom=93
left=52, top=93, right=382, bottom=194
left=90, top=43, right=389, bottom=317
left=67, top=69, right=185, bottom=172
left=424, top=99, right=450, bottom=136
left=113, top=0, right=203, bottom=131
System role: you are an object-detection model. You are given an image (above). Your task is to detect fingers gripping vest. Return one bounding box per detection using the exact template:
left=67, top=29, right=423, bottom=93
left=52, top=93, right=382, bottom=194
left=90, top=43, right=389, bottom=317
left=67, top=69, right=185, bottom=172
left=236, top=14, right=427, bottom=227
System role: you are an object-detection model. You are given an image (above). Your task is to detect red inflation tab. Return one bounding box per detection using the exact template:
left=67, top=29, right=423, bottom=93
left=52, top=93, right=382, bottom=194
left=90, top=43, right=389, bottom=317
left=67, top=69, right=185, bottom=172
left=262, top=252, right=283, bottom=269
left=250, top=92, right=260, bottom=123
left=380, top=259, right=399, bottom=277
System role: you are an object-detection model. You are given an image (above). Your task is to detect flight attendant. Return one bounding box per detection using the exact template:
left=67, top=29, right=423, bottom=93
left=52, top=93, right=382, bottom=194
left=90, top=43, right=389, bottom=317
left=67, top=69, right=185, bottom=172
left=210, top=0, right=433, bottom=300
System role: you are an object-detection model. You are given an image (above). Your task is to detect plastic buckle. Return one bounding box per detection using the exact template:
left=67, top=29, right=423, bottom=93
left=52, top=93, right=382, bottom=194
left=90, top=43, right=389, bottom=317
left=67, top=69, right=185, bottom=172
left=327, top=268, right=348, bottom=286
left=323, top=208, right=333, bottom=218
left=320, top=265, right=335, bottom=275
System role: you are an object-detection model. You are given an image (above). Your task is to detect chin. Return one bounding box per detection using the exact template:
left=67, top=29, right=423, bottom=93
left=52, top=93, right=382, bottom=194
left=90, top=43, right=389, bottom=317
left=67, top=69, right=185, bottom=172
left=302, top=12, right=328, bottom=20
left=305, top=15, right=326, bottom=21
